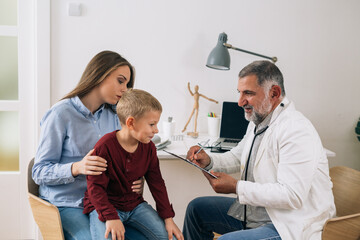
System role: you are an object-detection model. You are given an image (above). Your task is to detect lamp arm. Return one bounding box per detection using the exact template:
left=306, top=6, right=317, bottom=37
left=223, top=43, right=277, bottom=63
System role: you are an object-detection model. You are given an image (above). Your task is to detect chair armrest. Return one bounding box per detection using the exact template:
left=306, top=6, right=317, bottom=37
left=322, top=213, right=360, bottom=240
left=28, top=193, right=64, bottom=240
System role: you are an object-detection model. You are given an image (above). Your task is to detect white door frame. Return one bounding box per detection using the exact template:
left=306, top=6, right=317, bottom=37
left=31, top=0, right=51, bottom=239
left=0, top=0, right=50, bottom=238
left=34, top=0, right=51, bottom=140
left=0, top=0, right=49, bottom=238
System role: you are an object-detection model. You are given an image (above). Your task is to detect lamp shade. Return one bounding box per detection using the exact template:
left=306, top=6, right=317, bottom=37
left=206, top=33, right=230, bottom=70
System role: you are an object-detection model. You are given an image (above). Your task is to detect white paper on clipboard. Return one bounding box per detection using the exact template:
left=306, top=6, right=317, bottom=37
left=162, top=150, right=218, bottom=179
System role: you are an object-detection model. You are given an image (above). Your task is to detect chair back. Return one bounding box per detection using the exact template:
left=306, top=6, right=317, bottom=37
left=27, top=158, right=65, bottom=240
left=28, top=158, right=39, bottom=196
left=330, top=166, right=360, bottom=216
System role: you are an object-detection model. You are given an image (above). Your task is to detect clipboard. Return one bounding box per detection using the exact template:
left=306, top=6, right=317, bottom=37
left=163, top=150, right=218, bottom=179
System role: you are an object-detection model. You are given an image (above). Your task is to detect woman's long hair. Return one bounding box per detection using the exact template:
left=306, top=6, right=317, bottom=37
left=62, top=50, right=135, bottom=100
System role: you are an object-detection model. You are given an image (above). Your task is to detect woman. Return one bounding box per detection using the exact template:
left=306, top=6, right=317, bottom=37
left=32, top=51, right=145, bottom=240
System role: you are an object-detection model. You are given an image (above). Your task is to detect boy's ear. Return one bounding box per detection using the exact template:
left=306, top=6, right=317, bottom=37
left=126, top=116, right=136, bottom=129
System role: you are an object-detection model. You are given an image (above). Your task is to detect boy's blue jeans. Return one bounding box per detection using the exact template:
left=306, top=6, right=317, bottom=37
left=58, top=207, right=147, bottom=240
left=183, top=196, right=281, bottom=240
left=89, top=202, right=177, bottom=240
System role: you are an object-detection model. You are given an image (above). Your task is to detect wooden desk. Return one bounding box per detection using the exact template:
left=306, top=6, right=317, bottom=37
left=156, top=133, right=336, bottom=159
left=156, top=133, right=215, bottom=159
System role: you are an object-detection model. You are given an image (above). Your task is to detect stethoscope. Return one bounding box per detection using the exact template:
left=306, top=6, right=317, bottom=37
left=243, top=125, right=269, bottom=229
left=242, top=102, right=285, bottom=229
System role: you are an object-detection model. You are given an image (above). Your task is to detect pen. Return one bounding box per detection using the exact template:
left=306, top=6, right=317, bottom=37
left=195, top=139, right=210, bottom=155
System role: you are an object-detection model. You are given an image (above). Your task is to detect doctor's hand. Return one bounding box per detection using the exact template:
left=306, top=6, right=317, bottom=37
left=186, top=145, right=211, bottom=169
left=203, top=171, right=238, bottom=194
left=71, top=149, right=108, bottom=177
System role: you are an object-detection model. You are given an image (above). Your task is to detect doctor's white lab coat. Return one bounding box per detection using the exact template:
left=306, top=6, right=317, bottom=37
left=211, top=97, right=336, bottom=240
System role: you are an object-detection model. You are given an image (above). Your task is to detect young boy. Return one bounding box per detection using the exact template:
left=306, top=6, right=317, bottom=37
left=83, top=89, right=183, bottom=240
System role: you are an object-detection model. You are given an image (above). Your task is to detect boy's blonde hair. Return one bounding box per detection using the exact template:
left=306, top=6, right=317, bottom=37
left=116, top=89, right=162, bottom=125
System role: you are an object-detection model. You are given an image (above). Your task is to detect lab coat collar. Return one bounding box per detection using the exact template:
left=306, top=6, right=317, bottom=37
left=254, top=97, right=290, bottom=168
left=269, top=97, right=290, bottom=126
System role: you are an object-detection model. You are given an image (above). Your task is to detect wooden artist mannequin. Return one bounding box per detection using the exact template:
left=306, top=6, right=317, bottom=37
left=182, top=82, right=218, bottom=137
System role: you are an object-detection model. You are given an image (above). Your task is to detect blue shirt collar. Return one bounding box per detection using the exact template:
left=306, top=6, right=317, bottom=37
left=70, top=96, right=105, bottom=119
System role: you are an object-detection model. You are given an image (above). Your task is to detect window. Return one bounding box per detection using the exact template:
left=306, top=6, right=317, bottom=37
left=0, top=0, right=19, bottom=171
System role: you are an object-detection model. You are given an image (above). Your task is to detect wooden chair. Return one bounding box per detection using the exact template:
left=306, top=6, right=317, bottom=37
left=322, top=166, right=360, bottom=240
left=27, top=158, right=65, bottom=240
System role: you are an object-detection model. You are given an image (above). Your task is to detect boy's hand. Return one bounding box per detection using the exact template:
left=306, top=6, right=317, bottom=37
left=132, top=177, right=145, bottom=195
left=71, top=149, right=108, bottom=177
left=164, top=218, right=184, bottom=240
left=105, top=219, right=125, bottom=240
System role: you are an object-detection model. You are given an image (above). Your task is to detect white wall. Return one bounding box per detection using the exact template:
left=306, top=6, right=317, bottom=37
left=50, top=0, right=360, bottom=170
left=49, top=0, right=360, bottom=231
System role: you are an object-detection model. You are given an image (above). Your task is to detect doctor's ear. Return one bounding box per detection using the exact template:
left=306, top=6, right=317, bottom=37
left=270, top=85, right=281, bottom=99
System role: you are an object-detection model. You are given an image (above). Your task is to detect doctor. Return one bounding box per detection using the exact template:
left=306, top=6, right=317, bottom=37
left=182, top=60, right=335, bottom=240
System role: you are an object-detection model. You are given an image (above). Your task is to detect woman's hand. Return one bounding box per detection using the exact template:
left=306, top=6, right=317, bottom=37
left=186, top=145, right=211, bottom=168
left=71, top=149, right=108, bottom=177
left=131, top=177, right=145, bottom=195
left=105, top=219, right=125, bottom=240
left=164, top=218, right=184, bottom=240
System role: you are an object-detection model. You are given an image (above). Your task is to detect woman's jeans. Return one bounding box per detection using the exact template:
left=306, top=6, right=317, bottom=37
left=183, top=196, right=281, bottom=240
left=58, top=207, right=147, bottom=240
left=89, top=202, right=177, bottom=240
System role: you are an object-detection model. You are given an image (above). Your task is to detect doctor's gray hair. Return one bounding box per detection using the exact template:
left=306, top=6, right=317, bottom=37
left=238, top=60, right=286, bottom=96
